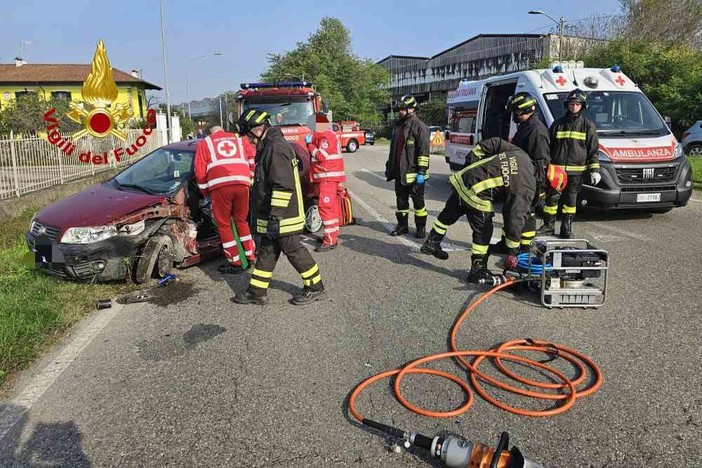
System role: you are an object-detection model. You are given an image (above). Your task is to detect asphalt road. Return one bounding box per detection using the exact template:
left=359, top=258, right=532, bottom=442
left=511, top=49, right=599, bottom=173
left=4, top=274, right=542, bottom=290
left=2, top=144, right=701, bottom=467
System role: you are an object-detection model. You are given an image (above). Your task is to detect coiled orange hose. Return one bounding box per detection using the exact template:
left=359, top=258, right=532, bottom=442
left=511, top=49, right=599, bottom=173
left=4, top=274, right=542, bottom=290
left=349, top=278, right=603, bottom=422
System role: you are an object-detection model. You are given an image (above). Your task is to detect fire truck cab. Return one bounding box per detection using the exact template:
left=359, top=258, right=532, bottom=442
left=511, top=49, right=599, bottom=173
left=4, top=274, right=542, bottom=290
left=331, top=120, right=366, bottom=153
left=445, top=63, right=693, bottom=212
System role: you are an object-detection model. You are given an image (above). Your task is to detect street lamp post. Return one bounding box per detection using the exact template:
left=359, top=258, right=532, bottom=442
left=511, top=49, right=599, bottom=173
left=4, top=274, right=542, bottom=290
left=186, top=52, right=223, bottom=119
left=528, top=10, right=567, bottom=62
left=218, top=96, right=224, bottom=128
left=158, top=0, right=172, bottom=143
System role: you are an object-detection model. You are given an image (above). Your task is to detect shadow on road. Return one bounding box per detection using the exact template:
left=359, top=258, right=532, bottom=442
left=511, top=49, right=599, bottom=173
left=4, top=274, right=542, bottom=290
left=352, top=170, right=455, bottom=205
left=0, top=404, right=90, bottom=467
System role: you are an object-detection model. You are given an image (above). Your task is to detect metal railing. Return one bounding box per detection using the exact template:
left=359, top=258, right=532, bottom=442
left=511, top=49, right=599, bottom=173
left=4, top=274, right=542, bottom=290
left=0, top=129, right=164, bottom=200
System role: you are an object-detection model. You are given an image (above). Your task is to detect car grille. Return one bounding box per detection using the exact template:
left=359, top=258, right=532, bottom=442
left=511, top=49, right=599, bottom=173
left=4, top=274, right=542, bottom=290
left=30, top=221, right=61, bottom=241
left=616, top=166, right=676, bottom=184
left=72, top=262, right=103, bottom=279
left=621, top=185, right=676, bottom=193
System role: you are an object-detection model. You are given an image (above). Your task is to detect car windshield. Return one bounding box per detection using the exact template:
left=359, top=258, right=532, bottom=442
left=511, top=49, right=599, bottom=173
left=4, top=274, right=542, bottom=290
left=113, top=147, right=195, bottom=195
left=543, top=91, right=669, bottom=137
left=242, top=100, right=314, bottom=127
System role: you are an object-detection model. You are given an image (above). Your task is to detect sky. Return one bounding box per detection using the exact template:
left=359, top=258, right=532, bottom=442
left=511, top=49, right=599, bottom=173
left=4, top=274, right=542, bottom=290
left=1, top=0, right=621, bottom=105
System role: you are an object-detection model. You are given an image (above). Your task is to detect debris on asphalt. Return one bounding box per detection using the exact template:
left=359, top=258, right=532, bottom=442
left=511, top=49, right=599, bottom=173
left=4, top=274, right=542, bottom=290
left=96, top=299, right=112, bottom=310
left=157, top=273, right=177, bottom=287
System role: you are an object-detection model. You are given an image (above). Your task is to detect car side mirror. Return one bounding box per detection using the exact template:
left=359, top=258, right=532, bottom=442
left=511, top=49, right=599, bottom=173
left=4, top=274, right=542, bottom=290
left=663, top=116, right=672, bottom=127
left=322, top=100, right=330, bottom=114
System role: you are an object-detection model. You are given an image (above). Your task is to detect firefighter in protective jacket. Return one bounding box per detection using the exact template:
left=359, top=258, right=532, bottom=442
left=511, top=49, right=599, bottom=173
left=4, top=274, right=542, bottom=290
left=233, top=108, right=325, bottom=306
left=385, top=94, right=431, bottom=238
left=538, top=88, right=600, bottom=239
left=490, top=92, right=551, bottom=254
left=420, top=137, right=536, bottom=282
left=304, top=113, right=346, bottom=252
left=194, top=125, right=256, bottom=274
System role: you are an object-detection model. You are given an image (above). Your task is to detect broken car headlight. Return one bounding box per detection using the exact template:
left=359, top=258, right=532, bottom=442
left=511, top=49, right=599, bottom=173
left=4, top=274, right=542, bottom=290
left=60, top=226, right=117, bottom=244
left=118, top=220, right=145, bottom=236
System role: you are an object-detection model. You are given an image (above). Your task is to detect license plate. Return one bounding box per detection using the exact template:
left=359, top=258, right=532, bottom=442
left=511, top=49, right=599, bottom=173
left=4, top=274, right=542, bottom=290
left=636, top=193, right=661, bottom=202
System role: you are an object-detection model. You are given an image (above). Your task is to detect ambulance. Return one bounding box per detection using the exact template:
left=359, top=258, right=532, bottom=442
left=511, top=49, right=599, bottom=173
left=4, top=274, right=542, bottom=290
left=445, top=63, right=693, bottom=212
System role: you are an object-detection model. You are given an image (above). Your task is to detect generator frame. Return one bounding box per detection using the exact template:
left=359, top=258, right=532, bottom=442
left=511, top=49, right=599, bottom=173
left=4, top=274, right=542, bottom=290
left=529, top=238, right=609, bottom=309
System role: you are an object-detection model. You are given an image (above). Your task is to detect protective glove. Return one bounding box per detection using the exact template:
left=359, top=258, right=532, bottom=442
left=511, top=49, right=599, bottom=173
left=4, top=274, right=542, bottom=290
left=266, top=218, right=280, bottom=240
left=304, top=134, right=313, bottom=144
left=590, top=172, right=602, bottom=186
left=504, top=253, right=519, bottom=271
left=416, top=173, right=425, bottom=185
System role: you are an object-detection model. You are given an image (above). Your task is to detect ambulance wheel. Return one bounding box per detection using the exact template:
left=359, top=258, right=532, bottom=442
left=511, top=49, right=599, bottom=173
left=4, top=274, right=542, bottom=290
left=134, top=235, right=173, bottom=284
left=347, top=139, right=358, bottom=153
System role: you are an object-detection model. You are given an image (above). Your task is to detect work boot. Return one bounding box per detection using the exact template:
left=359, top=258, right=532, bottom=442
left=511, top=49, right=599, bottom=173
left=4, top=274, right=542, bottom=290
left=292, top=284, right=327, bottom=306
left=391, top=212, right=409, bottom=236
left=537, top=216, right=556, bottom=236
left=315, top=243, right=337, bottom=253
left=487, top=238, right=508, bottom=255
left=218, top=262, right=253, bottom=275
left=233, top=289, right=269, bottom=305
left=420, top=231, right=449, bottom=260
left=559, top=215, right=574, bottom=239
left=415, top=215, right=427, bottom=239
left=466, top=255, right=492, bottom=284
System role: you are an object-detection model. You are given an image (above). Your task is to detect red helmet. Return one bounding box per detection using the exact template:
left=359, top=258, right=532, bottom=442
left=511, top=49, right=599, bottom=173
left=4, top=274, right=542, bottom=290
left=546, top=164, right=568, bottom=192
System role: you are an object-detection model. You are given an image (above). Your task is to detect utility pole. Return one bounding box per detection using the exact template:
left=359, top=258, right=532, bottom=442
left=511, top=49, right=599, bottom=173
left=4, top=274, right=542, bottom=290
left=159, top=0, right=172, bottom=143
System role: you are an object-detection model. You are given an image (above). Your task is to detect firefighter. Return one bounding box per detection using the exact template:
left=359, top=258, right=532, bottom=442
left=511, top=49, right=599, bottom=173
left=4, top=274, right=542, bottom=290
left=490, top=92, right=551, bottom=254
left=194, top=125, right=256, bottom=274
left=233, top=108, right=326, bottom=306
left=304, top=113, right=346, bottom=252
left=385, top=94, right=431, bottom=238
left=538, top=88, right=600, bottom=239
left=420, top=137, right=536, bottom=282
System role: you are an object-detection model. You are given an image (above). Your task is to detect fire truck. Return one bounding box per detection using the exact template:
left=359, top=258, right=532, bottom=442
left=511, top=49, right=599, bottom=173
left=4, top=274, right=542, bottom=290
left=331, top=120, right=366, bottom=153
left=235, top=81, right=327, bottom=232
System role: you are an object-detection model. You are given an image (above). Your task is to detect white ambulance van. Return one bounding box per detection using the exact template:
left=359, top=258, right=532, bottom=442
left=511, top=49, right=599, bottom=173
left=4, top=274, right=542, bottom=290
left=445, top=63, right=693, bottom=212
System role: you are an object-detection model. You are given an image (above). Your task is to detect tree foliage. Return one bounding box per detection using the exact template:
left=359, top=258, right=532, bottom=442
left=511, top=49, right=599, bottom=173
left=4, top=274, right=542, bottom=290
left=0, top=94, right=81, bottom=135
left=619, top=0, right=702, bottom=48
left=261, top=17, right=389, bottom=126
left=416, top=100, right=447, bottom=127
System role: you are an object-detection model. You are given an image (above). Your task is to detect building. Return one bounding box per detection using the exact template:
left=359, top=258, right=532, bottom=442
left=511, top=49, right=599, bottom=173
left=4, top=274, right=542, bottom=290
left=378, top=33, right=601, bottom=106
left=0, top=59, right=161, bottom=119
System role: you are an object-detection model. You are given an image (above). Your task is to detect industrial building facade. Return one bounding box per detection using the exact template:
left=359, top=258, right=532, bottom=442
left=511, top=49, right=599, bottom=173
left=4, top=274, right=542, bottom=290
left=378, top=34, right=596, bottom=104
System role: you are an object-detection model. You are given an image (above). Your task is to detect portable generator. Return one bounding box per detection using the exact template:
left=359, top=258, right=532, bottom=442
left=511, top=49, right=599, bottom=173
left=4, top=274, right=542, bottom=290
left=526, top=238, right=609, bottom=308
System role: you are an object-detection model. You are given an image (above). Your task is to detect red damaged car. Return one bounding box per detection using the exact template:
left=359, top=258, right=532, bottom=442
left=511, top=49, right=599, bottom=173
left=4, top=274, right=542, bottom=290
left=26, top=139, right=317, bottom=283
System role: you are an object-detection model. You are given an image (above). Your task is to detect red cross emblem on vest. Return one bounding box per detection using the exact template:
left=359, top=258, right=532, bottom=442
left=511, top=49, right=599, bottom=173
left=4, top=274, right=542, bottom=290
left=555, top=75, right=567, bottom=87
left=217, top=140, right=237, bottom=157
left=615, top=75, right=626, bottom=86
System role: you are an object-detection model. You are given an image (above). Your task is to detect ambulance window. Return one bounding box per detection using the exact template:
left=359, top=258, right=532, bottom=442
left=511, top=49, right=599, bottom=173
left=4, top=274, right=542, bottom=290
left=450, top=108, right=476, bottom=133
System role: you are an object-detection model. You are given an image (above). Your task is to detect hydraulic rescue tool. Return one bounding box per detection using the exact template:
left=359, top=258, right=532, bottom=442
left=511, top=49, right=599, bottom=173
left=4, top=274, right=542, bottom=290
left=348, top=275, right=604, bottom=467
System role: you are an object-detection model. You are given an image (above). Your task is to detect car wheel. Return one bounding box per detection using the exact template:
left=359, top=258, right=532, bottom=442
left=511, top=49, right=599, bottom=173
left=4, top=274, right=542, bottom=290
left=347, top=139, right=358, bottom=153
left=685, top=143, right=702, bottom=157
left=305, top=203, right=323, bottom=234
left=369, top=142, right=374, bottom=146
left=134, top=235, right=173, bottom=284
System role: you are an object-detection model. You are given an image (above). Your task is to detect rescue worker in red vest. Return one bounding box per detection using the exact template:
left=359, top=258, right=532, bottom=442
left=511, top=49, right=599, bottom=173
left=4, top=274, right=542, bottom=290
left=420, top=137, right=535, bottom=282
left=304, top=113, right=346, bottom=252
left=385, top=94, right=431, bottom=238
left=538, top=88, right=600, bottom=239
left=233, top=108, right=325, bottom=306
left=490, top=92, right=551, bottom=254
left=194, top=125, right=256, bottom=274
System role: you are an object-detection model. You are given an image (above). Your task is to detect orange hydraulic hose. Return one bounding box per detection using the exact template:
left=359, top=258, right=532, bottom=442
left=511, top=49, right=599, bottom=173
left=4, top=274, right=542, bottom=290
left=348, top=278, right=604, bottom=424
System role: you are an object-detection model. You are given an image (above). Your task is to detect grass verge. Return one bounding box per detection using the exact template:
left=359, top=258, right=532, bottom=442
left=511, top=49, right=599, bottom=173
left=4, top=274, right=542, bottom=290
left=688, top=156, right=702, bottom=190
left=0, top=207, right=133, bottom=391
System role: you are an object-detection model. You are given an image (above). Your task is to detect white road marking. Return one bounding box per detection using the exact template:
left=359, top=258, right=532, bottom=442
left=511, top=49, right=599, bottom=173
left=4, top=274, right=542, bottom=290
left=347, top=189, right=499, bottom=252
left=0, top=303, right=123, bottom=441
left=689, top=197, right=702, bottom=204
left=587, top=222, right=653, bottom=242
left=360, top=168, right=386, bottom=182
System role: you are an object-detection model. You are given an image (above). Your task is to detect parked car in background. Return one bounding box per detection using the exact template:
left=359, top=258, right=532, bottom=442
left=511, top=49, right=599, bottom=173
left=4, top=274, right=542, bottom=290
left=682, top=120, right=702, bottom=156
left=363, top=129, right=375, bottom=145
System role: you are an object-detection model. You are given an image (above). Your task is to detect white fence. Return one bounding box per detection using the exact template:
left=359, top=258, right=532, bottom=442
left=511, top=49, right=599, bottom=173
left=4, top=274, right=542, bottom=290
left=0, top=129, right=164, bottom=200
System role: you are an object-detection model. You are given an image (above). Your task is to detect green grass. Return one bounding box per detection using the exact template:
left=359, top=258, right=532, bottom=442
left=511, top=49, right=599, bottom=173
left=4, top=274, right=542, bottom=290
left=0, top=208, right=131, bottom=390
left=688, top=156, right=702, bottom=189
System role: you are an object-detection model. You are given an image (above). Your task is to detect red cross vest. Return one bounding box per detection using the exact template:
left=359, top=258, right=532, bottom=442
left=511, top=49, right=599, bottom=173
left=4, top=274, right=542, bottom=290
left=194, top=131, right=256, bottom=194
left=307, top=130, right=346, bottom=183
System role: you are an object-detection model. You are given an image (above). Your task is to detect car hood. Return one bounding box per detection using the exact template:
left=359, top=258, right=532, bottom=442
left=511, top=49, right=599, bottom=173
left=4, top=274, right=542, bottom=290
left=35, top=182, right=167, bottom=230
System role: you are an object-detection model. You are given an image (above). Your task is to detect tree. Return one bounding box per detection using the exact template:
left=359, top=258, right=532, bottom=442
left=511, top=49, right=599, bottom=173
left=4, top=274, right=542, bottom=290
left=261, top=17, right=389, bottom=126
left=0, top=94, right=81, bottom=135
left=417, top=100, right=447, bottom=127
left=619, top=0, right=702, bottom=48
